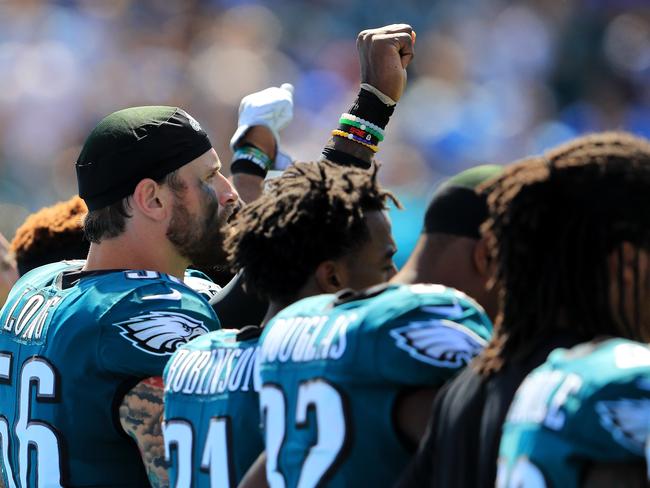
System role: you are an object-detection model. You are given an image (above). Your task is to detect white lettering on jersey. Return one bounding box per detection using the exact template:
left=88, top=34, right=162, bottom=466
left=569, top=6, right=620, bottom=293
left=165, top=346, right=260, bottom=395
left=114, top=311, right=208, bottom=356
left=389, top=319, right=486, bottom=368
left=596, top=398, right=650, bottom=454
left=259, top=314, right=354, bottom=364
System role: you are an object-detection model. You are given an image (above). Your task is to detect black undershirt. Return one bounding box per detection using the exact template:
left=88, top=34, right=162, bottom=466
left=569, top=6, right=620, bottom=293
left=210, top=271, right=268, bottom=330
left=396, top=333, right=584, bottom=488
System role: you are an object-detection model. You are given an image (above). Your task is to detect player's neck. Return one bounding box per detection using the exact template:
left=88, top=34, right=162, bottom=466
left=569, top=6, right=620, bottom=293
left=83, top=237, right=189, bottom=280
left=392, top=235, right=436, bottom=284
left=261, top=291, right=308, bottom=327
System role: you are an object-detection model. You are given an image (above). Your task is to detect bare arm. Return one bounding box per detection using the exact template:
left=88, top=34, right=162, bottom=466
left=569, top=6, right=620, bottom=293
left=395, top=387, right=438, bottom=445
left=119, top=377, right=168, bottom=488
left=232, top=126, right=277, bottom=204
left=238, top=451, right=269, bottom=488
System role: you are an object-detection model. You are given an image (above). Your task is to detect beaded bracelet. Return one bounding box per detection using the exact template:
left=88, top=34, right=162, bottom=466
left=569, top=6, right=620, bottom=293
left=331, top=129, right=379, bottom=152
left=340, top=114, right=385, bottom=141
left=338, top=124, right=380, bottom=146
left=339, top=119, right=383, bottom=143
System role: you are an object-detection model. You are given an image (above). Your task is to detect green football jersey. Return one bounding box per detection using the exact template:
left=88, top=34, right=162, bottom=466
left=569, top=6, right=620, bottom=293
left=163, top=326, right=263, bottom=487
left=498, top=338, right=650, bottom=488
left=257, top=283, right=493, bottom=488
left=0, top=261, right=220, bottom=487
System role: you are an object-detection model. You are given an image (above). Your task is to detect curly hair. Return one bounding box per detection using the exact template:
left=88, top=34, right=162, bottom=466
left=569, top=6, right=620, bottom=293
left=475, top=132, right=650, bottom=375
left=11, top=195, right=89, bottom=276
left=225, top=161, right=400, bottom=302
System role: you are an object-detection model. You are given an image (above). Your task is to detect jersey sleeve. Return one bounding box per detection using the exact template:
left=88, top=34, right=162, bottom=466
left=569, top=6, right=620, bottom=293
left=373, top=305, right=490, bottom=386
left=97, top=282, right=220, bottom=378
left=563, top=371, right=650, bottom=460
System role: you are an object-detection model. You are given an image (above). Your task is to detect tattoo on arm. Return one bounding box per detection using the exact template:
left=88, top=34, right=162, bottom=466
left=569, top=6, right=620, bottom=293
left=119, top=377, right=169, bottom=488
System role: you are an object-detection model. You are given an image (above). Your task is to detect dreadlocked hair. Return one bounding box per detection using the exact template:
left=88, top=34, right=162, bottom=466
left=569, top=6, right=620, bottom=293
left=475, top=131, right=650, bottom=376
left=225, top=160, right=400, bottom=302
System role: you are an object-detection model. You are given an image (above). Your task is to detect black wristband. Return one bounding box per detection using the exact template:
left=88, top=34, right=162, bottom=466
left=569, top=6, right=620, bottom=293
left=231, top=143, right=272, bottom=178
left=230, top=158, right=267, bottom=178
left=321, top=147, right=371, bottom=169
left=348, top=88, right=395, bottom=129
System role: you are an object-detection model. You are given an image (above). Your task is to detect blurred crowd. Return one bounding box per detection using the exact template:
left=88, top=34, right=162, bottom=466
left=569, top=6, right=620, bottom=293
left=0, top=0, right=649, bottom=265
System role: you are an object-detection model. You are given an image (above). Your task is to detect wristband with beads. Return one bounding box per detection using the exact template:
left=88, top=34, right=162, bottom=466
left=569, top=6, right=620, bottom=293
left=337, top=123, right=380, bottom=145
left=339, top=114, right=385, bottom=141
left=230, top=145, right=273, bottom=177
left=331, top=129, right=379, bottom=152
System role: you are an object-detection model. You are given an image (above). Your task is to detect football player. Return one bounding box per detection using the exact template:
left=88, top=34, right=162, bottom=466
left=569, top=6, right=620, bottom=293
left=498, top=338, right=650, bottom=487
left=9, top=195, right=90, bottom=276
left=241, top=24, right=502, bottom=488
left=162, top=23, right=419, bottom=488
left=163, top=160, right=399, bottom=487
left=10, top=194, right=221, bottom=302
left=0, top=107, right=238, bottom=487
left=400, top=132, right=650, bottom=488
left=393, top=164, right=502, bottom=319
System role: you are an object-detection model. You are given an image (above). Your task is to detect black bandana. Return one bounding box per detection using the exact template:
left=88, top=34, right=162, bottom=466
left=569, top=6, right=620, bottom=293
left=76, top=106, right=212, bottom=211
left=424, top=165, right=503, bottom=238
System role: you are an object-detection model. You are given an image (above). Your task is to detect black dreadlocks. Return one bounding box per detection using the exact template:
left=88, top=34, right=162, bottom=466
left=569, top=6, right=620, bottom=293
left=225, top=161, right=400, bottom=303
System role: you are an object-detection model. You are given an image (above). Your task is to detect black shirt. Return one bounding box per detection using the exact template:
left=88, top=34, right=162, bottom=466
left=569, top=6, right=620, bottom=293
left=210, top=270, right=268, bottom=328
left=396, top=334, right=583, bottom=488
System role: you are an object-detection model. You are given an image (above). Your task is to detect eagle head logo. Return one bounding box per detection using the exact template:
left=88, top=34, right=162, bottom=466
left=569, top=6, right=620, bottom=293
left=115, top=311, right=208, bottom=355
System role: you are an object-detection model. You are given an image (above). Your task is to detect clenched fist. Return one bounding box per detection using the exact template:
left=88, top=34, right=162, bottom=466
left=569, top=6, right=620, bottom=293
left=357, top=24, right=416, bottom=102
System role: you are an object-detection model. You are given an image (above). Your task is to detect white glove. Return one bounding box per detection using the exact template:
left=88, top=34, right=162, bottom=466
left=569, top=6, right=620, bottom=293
left=230, top=83, right=294, bottom=150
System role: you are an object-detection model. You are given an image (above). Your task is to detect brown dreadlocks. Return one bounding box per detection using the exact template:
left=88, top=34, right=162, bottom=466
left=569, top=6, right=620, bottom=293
left=475, top=132, right=650, bottom=375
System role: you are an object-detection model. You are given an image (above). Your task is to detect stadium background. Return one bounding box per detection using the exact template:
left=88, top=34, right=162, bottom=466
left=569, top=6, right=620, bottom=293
left=0, top=0, right=648, bottom=267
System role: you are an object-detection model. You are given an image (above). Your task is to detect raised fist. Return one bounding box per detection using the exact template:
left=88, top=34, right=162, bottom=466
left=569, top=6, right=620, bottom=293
left=357, top=24, right=415, bottom=103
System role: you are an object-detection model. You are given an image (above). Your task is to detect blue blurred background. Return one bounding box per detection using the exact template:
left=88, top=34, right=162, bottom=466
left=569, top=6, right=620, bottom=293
left=0, top=0, right=649, bottom=267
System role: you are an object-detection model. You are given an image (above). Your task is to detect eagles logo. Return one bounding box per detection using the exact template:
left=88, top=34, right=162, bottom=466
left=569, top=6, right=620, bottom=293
left=115, top=311, right=208, bottom=355
left=596, top=398, right=650, bottom=454
left=390, top=319, right=487, bottom=368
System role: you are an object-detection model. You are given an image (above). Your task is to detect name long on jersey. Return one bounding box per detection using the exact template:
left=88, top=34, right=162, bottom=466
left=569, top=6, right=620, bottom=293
left=257, top=283, right=493, bottom=488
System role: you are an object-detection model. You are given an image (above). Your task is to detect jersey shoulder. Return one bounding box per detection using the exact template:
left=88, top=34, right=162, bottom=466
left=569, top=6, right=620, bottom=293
left=94, top=270, right=219, bottom=357
left=183, top=269, right=221, bottom=301
left=175, top=327, right=260, bottom=353
left=512, top=338, right=650, bottom=455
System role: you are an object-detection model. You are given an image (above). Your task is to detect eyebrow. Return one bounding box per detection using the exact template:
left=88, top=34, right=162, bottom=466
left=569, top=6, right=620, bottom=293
left=207, top=164, right=221, bottom=178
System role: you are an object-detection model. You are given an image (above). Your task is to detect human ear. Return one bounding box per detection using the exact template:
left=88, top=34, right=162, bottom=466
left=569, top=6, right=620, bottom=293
left=314, top=260, right=345, bottom=294
left=131, top=179, right=168, bottom=222
left=473, top=237, right=491, bottom=277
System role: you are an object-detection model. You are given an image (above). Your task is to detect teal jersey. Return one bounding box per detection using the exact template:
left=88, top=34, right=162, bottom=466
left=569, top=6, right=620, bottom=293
left=498, top=338, right=650, bottom=488
left=184, top=269, right=222, bottom=302
left=0, top=261, right=220, bottom=487
left=258, top=283, right=493, bottom=488
left=163, top=327, right=263, bottom=487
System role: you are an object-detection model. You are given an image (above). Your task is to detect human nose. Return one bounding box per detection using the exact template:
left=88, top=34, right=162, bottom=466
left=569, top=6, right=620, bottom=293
left=215, top=172, right=239, bottom=207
